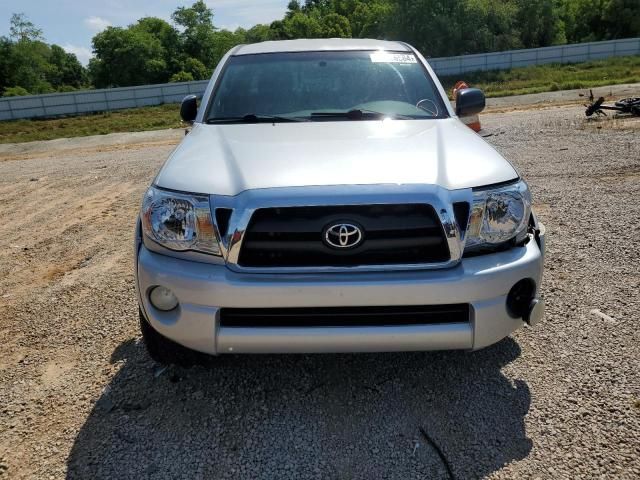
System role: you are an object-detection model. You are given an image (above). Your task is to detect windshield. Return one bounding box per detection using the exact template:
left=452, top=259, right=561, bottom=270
left=205, top=51, right=449, bottom=123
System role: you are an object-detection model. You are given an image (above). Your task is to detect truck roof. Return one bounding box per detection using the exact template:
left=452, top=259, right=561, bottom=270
left=234, top=38, right=411, bottom=56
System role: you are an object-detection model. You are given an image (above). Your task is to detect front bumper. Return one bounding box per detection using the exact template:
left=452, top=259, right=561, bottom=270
left=136, top=226, right=545, bottom=355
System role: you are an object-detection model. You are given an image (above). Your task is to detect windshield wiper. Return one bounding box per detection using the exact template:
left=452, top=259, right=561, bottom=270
left=206, top=114, right=307, bottom=124
left=310, top=109, right=414, bottom=120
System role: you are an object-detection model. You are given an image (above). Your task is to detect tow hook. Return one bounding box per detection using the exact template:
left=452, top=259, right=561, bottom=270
left=525, top=298, right=545, bottom=327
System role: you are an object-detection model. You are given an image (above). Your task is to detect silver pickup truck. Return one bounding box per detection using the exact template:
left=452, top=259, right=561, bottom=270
left=134, top=39, right=545, bottom=365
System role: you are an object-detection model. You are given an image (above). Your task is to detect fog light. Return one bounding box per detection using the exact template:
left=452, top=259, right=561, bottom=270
left=149, top=286, right=179, bottom=312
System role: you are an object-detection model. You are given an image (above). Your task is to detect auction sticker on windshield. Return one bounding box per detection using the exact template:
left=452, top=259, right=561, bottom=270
left=370, top=52, right=417, bottom=63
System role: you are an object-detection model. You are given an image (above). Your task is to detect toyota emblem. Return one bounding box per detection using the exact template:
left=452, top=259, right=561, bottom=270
left=323, top=222, right=364, bottom=249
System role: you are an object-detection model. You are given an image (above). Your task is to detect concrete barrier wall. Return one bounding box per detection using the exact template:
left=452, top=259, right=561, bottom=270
left=429, top=38, right=640, bottom=76
left=0, top=80, right=209, bottom=121
left=1, top=38, right=638, bottom=121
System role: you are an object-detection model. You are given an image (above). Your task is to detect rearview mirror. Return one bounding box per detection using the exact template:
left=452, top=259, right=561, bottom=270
left=455, top=88, right=485, bottom=117
left=180, top=95, right=198, bottom=123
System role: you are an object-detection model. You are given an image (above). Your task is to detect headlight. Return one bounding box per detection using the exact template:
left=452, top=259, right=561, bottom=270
left=465, top=180, right=531, bottom=252
left=141, top=186, right=221, bottom=256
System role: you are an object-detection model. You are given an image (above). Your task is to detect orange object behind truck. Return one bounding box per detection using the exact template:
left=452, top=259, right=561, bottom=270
left=453, top=81, right=482, bottom=132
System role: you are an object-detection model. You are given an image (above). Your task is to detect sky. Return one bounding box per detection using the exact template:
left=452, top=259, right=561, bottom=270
left=0, top=0, right=290, bottom=65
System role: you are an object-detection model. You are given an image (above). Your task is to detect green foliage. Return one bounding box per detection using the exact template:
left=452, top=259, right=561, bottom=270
left=47, top=45, right=87, bottom=89
left=170, top=71, right=195, bottom=83
left=603, top=0, right=640, bottom=39
left=134, top=17, right=183, bottom=74
left=387, top=1, right=468, bottom=56
left=515, top=0, right=565, bottom=48
left=268, top=20, right=289, bottom=40
left=3, top=86, right=30, bottom=97
left=0, top=36, right=16, bottom=94
left=172, top=0, right=217, bottom=68
left=321, top=13, right=352, bottom=37
left=245, top=24, right=274, bottom=43
left=560, top=0, right=640, bottom=43
left=285, top=12, right=324, bottom=38
left=1, top=14, right=87, bottom=97
left=182, top=57, right=209, bottom=80
left=172, top=0, right=213, bottom=30
left=89, top=27, right=166, bottom=87
left=10, top=40, right=56, bottom=94
left=86, top=8, right=219, bottom=87
left=350, top=1, right=392, bottom=38
left=56, top=85, right=79, bottom=93
left=210, top=29, right=247, bottom=66
left=9, top=13, right=43, bottom=41
left=0, top=104, right=183, bottom=144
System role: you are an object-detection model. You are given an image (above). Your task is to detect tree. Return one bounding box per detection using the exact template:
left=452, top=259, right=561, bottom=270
left=1, top=14, right=87, bottom=96
left=4, top=13, right=54, bottom=93
left=172, top=0, right=217, bottom=67
left=133, top=17, right=182, bottom=75
left=284, top=12, right=323, bottom=38
left=463, top=0, right=521, bottom=52
left=169, top=71, right=194, bottom=82
left=172, top=0, right=213, bottom=30
left=9, top=39, right=54, bottom=93
left=182, top=57, right=209, bottom=80
left=269, top=20, right=290, bottom=40
left=387, top=0, right=468, bottom=56
left=286, top=0, right=303, bottom=17
left=90, top=27, right=166, bottom=87
left=211, top=29, right=246, bottom=66
left=47, top=45, right=87, bottom=89
left=516, top=0, right=566, bottom=48
left=0, top=37, right=14, bottom=93
left=3, top=86, right=30, bottom=96
left=603, top=0, right=640, bottom=39
left=245, top=24, right=273, bottom=43
left=9, top=13, right=43, bottom=42
left=303, top=0, right=332, bottom=14
left=350, top=1, right=392, bottom=38
left=321, top=13, right=352, bottom=37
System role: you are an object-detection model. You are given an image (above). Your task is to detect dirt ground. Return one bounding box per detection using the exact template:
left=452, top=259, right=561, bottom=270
left=484, top=82, right=640, bottom=112
left=0, top=102, right=639, bottom=479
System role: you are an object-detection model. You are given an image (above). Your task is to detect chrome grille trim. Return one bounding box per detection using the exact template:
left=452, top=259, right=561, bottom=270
left=210, top=184, right=472, bottom=273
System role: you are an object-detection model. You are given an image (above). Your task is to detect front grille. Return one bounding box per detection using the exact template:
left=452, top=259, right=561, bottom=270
left=238, top=204, right=449, bottom=267
left=220, top=304, right=470, bottom=328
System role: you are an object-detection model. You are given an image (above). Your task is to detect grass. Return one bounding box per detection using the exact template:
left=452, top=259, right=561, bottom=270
left=0, top=55, right=638, bottom=144
left=0, top=104, right=183, bottom=144
left=440, top=55, right=640, bottom=98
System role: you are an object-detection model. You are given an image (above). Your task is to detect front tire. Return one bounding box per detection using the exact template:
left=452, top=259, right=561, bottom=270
left=139, top=309, right=207, bottom=366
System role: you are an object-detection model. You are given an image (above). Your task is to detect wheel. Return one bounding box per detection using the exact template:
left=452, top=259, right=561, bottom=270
left=139, top=309, right=207, bottom=366
left=614, top=97, right=640, bottom=108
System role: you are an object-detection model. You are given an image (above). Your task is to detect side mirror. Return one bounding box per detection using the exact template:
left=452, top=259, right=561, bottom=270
left=455, top=88, right=485, bottom=117
left=180, top=95, right=198, bottom=123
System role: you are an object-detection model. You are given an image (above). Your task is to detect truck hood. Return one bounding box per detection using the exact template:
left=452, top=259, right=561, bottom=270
left=155, top=118, right=518, bottom=196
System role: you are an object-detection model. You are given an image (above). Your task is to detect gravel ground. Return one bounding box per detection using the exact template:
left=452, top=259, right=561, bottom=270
left=0, top=103, right=639, bottom=480
left=484, top=82, right=640, bottom=111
